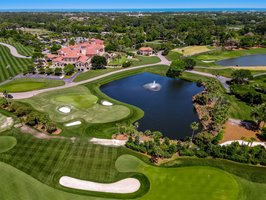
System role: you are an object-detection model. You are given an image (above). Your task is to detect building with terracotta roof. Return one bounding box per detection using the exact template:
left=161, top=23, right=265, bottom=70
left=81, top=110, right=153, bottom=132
left=48, top=38, right=105, bottom=71
left=139, top=47, right=153, bottom=56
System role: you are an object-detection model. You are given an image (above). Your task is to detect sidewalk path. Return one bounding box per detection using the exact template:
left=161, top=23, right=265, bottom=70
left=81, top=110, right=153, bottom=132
left=0, top=42, right=32, bottom=59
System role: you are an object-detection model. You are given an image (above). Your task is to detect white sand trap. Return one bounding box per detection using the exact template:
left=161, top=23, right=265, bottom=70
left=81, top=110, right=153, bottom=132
left=202, top=60, right=215, bottom=63
left=58, top=106, right=71, bottom=114
left=102, top=101, right=113, bottom=106
left=59, top=176, right=140, bottom=194
left=90, top=138, right=126, bottom=147
left=220, top=140, right=266, bottom=148
left=0, top=117, right=14, bottom=130
left=65, top=121, right=82, bottom=127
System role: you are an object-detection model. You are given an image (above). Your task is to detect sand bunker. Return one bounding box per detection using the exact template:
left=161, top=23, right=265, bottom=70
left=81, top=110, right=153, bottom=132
left=58, top=106, right=71, bottom=114
left=65, top=121, right=82, bottom=127
left=90, top=138, right=126, bottom=147
left=59, top=176, right=140, bottom=194
left=0, top=117, right=13, bottom=131
left=202, top=60, right=215, bottom=63
left=102, top=101, right=113, bottom=106
left=220, top=140, right=266, bottom=148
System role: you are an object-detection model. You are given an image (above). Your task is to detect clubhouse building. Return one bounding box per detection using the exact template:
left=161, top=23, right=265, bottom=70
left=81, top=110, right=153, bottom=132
left=139, top=47, right=153, bottom=56
left=48, top=38, right=105, bottom=71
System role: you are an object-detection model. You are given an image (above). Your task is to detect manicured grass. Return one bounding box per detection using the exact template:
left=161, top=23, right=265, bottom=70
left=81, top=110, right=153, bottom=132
left=131, top=56, right=160, bottom=67
left=0, top=38, right=34, bottom=57
left=0, top=162, right=109, bottom=200
left=0, top=40, right=33, bottom=82
left=166, top=51, right=182, bottom=61
left=173, top=46, right=212, bottom=56
left=0, top=78, right=65, bottom=92
left=23, top=86, right=130, bottom=124
left=0, top=136, right=17, bottom=153
left=74, top=69, right=119, bottom=82
left=0, top=129, right=148, bottom=199
left=109, top=54, right=127, bottom=66
left=117, top=155, right=239, bottom=200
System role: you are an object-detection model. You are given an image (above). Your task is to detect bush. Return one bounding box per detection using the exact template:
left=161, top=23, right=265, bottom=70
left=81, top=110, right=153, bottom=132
left=122, top=61, right=131, bottom=68
left=64, top=64, right=75, bottom=75
left=46, top=122, right=57, bottom=133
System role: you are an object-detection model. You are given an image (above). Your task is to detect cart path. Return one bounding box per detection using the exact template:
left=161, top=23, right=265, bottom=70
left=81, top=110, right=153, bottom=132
left=0, top=42, right=32, bottom=59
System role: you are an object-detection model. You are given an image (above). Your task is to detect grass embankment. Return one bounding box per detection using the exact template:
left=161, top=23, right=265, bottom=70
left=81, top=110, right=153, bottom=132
left=194, top=48, right=266, bottom=67
left=0, top=78, right=65, bottom=92
left=0, top=41, right=33, bottom=82
left=74, top=69, right=119, bottom=82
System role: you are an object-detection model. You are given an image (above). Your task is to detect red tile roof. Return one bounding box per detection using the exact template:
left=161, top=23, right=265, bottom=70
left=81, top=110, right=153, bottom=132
left=140, top=47, right=153, bottom=51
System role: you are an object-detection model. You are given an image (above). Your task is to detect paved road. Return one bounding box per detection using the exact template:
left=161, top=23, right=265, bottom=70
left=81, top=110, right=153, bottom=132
left=0, top=42, right=32, bottom=59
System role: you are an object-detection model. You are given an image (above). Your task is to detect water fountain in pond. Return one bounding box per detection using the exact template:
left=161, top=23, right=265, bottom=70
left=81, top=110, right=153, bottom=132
left=143, top=81, right=162, bottom=91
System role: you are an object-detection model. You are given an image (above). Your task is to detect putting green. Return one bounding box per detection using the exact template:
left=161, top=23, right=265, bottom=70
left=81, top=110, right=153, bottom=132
left=54, top=94, right=98, bottom=109
left=0, top=136, right=17, bottom=153
left=116, top=155, right=239, bottom=200
left=24, top=86, right=130, bottom=124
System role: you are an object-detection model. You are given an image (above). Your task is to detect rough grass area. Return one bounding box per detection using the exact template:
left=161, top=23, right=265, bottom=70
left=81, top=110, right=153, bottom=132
left=0, top=78, right=65, bottom=92
left=0, top=39, right=33, bottom=82
left=117, top=155, right=239, bottom=200
left=0, top=136, right=17, bottom=153
left=173, top=46, right=211, bottom=56
left=23, top=86, right=130, bottom=124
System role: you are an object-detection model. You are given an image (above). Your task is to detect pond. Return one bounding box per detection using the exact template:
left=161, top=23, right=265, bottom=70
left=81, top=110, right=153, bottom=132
left=100, top=72, right=204, bottom=139
left=216, top=54, right=266, bottom=66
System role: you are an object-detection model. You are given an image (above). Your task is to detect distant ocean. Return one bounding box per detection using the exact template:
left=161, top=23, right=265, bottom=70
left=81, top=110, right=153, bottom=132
left=0, top=8, right=266, bottom=12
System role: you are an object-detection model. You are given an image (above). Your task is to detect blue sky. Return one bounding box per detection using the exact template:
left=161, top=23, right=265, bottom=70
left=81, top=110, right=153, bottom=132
left=1, top=0, right=266, bottom=9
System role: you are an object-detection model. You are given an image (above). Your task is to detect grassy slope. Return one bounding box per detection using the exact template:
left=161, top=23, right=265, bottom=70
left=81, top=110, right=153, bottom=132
left=74, top=69, right=119, bottom=82
left=0, top=78, right=65, bottom=92
left=166, top=51, right=182, bottom=61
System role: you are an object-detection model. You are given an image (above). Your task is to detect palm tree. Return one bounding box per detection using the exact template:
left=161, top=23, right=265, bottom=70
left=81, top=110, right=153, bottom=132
left=190, top=122, right=199, bottom=141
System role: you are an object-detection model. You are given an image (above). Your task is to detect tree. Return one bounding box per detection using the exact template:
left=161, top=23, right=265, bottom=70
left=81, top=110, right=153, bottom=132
left=183, top=58, right=196, bottom=70
left=91, top=56, right=107, bottom=69
left=69, top=38, right=75, bottom=46
left=190, top=122, right=199, bottom=141
left=54, top=67, right=62, bottom=76
left=46, top=122, right=57, bottom=133
left=50, top=43, right=61, bottom=53
left=231, top=70, right=253, bottom=84
left=64, top=64, right=75, bottom=75
left=25, top=65, right=36, bottom=74
left=45, top=67, right=53, bottom=75
left=166, top=60, right=186, bottom=78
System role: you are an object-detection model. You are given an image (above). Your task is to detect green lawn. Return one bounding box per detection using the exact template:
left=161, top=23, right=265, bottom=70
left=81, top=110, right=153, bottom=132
left=173, top=46, right=212, bottom=56
left=0, top=78, right=65, bottom=92
left=131, top=56, right=160, bottom=67
left=0, top=40, right=33, bottom=82
left=0, top=136, right=17, bottom=153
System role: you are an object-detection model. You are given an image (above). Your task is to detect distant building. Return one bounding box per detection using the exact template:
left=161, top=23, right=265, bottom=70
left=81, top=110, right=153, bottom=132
left=48, top=38, right=105, bottom=71
left=139, top=47, right=153, bottom=56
